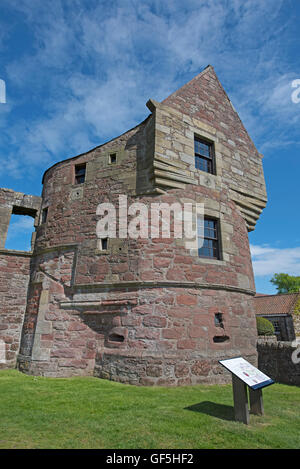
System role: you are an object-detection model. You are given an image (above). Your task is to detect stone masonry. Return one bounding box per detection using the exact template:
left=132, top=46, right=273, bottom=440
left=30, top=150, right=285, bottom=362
left=257, top=337, right=300, bottom=386
left=0, top=66, right=267, bottom=384
left=0, top=188, right=41, bottom=367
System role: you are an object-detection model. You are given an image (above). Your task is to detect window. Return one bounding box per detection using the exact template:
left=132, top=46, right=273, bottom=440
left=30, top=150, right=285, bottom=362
left=75, top=163, right=86, bottom=184
left=5, top=213, right=35, bottom=251
left=99, top=237, right=108, bottom=251
left=194, top=137, right=215, bottom=174
left=271, top=319, right=281, bottom=336
left=41, top=207, right=48, bottom=224
left=198, top=217, right=220, bottom=259
left=109, top=153, right=117, bottom=164
left=214, top=313, right=224, bottom=328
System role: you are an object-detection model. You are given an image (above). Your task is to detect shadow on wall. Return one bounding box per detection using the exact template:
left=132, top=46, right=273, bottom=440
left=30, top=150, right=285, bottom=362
left=185, top=401, right=234, bottom=422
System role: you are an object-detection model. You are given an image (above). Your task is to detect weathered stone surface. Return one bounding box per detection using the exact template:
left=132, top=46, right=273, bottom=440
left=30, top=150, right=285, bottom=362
left=0, top=251, right=31, bottom=368
left=257, top=339, right=300, bottom=386
left=0, top=66, right=267, bottom=385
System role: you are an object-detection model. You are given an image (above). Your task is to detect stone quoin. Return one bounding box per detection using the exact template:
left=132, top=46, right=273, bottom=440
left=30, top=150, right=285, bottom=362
left=0, top=66, right=267, bottom=384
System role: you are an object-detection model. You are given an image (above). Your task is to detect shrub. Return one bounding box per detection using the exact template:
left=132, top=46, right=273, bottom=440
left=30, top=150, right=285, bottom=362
left=294, top=298, right=300, bottom=316
left=256, top=317, right=275, bottom=336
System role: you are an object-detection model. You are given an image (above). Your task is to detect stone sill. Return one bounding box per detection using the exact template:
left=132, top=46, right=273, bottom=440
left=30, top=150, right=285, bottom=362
left=192, top=257, right=227, bottom=266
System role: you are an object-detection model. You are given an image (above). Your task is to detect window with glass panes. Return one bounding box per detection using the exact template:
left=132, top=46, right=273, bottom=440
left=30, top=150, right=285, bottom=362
left=271, top=319, right=281, bottom=336
left=194, top=137, right=214, bottom=174
left=198, top=217, right=220, bottom=259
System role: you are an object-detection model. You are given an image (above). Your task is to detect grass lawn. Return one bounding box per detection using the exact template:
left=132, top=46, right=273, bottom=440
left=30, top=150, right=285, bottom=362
left=0, top=369, right=299, bottom=449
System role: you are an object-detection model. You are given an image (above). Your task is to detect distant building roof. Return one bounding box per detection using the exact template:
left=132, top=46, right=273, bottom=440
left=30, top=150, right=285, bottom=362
left=254, top=292, right=300, bottom=316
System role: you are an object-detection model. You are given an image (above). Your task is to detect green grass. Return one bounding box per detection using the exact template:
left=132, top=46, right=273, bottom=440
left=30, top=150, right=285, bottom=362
left=0, top=369, right=299, bottom=449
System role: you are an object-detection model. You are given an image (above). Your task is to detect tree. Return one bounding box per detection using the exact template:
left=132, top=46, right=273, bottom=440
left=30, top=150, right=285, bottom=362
left=270, top=273, right=300, bottom=294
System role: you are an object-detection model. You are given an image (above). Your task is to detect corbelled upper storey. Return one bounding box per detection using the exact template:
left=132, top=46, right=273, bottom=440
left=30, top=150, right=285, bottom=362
left=143, top=65, right=267, bottom=231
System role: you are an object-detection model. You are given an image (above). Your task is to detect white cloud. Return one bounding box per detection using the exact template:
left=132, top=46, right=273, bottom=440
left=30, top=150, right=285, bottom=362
left=5, top=214, right=34, bottom=251
left=0, top=0, right=294, bottom=182
left=7, top=215, right=34, bottom=236
left=251, top=244, right=300, bottom=276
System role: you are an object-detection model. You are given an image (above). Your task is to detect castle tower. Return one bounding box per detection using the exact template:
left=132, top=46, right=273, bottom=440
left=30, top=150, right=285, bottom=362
left=15, top=66, right=267, bottom=384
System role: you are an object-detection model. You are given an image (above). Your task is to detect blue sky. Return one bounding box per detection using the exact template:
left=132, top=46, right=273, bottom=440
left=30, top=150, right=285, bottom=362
left=0, top=0, right=299, bottom=294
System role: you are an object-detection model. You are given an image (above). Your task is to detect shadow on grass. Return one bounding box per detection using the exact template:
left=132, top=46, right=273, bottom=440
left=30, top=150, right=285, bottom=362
left=185, top=401, right=234, bottom=421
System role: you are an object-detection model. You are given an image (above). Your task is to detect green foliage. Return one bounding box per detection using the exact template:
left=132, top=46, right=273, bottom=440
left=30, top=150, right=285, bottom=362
left=294, top=298, right=300, bottom=316
left=256, top=316, right=275, bottom=336
left=270, top=273, right=300, bottom=294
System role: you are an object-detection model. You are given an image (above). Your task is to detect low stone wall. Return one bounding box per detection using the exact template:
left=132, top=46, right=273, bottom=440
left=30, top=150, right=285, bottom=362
left=257, top=338, right=300, bottom=386
left=257, top=335, right=277, bottom=343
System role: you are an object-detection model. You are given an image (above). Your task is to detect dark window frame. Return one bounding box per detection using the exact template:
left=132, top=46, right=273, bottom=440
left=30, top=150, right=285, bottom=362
left=109, top=153, right=117, bottom=164
left=194, top=136, right=215, bottom=175
left=198, top=217, right=221, bottom=260
left=214, top=313, right=224, bottom=328
left=100, top=237, right=108, bottom=251
left=74, top=163, right=86, bottom=185
left=270, top=319, right=281, bottom=336
left=41, top=207, right=48, bottom=224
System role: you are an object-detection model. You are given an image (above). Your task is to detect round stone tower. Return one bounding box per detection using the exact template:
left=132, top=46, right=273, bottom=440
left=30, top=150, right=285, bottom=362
left=18, top=66, right=267, bottom=384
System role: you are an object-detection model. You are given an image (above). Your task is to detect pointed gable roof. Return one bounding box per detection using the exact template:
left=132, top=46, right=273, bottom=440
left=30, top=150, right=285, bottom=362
left=162, top=65, right=259, bottom=158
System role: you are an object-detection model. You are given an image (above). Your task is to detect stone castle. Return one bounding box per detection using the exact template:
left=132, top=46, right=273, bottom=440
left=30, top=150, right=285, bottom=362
left=0, top=66, right=267, bottom=385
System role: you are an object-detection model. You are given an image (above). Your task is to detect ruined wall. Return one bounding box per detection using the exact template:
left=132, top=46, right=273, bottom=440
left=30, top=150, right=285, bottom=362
left=0, top=251, right=31, bottom=368
left=17, top=66, right=267, bottom=384
left=0, top=188, right=41, bottom=249
left=0, top=188, right=41, bottom=367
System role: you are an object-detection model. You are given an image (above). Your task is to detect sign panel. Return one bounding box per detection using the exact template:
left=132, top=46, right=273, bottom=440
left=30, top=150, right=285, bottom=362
left=219, top=357, right=275, bottom=390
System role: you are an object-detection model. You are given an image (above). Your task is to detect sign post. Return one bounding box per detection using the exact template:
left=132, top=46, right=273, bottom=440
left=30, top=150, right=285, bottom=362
left=232, top=374, right=249, bottom=424
left=219, top=357, right=274, bottom=424
left=249, top=387, right=264, bottom=416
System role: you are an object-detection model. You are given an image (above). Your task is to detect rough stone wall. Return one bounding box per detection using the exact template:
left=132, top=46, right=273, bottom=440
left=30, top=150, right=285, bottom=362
left=293, top=297, right=300, bottom=336
left=0, top=187, right=41, bottom=249
left=294, top=314, right=300, bottom=337
left=16, top=66, right=266, bottom=384
left=19, top=280, right=257, bottom=383
left=257, top=338, right=300, bottom=386
left=0, top=251, right=31, bottom=368
left=0, top=188, right=41, bottom=368
left=160, top=66, right=267, bottom=231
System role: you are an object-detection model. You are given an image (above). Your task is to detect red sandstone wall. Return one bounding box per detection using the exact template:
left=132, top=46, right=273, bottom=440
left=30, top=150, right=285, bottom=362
left=162, top=65, right=259, bottom=159
left=17, top=119, right=257, bottom=382
left=0, top=252, right=31, bottom=368
left=17, top=68, right=264, bottom=384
